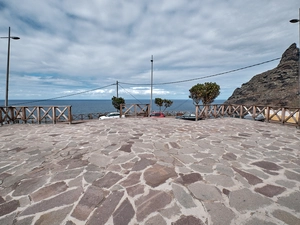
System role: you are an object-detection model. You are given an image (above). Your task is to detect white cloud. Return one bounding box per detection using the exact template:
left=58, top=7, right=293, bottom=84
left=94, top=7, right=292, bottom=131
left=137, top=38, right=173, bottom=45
left=0, top=0, right=299, bottom=102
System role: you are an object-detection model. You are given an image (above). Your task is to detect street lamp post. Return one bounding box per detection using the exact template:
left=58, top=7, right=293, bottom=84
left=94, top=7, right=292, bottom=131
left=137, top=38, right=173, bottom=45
left=150, top=55, right=153, bottom=116
left=290, top=8, right=300, bottom=107
left=1, top=27, right=20, bottom=107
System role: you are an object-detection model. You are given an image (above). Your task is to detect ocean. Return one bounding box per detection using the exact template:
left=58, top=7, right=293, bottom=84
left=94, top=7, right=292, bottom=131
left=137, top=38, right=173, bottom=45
left=1, top=99, right=225, bottom=115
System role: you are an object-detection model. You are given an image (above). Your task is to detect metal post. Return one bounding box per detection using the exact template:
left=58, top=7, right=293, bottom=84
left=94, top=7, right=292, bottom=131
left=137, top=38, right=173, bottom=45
left=150, top=55, right=153, bottom=116
left=5, top=27, right=11, bottom=107
left=116, top=81, right=119, bottom=98
left=298, top=8, right=300, bottom=108
left=298, top=8, right=300, bottom=128
left=1, top=27, right=20, bottom=107
left=290, top=9, right=300, bottom=107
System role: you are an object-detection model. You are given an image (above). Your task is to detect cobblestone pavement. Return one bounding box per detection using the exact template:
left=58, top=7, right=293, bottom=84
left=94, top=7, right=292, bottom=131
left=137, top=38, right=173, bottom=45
left=0, top=117, right=300, bottom=225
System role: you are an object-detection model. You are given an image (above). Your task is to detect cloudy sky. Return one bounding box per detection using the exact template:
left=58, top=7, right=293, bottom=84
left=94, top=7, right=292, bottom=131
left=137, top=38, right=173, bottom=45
left=0, top=0, right=299, bottom=102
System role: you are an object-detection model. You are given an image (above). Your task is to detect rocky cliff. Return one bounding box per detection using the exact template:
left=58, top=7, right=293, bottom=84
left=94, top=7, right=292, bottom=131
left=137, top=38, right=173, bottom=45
left=225, top=43, right=299, bottom=107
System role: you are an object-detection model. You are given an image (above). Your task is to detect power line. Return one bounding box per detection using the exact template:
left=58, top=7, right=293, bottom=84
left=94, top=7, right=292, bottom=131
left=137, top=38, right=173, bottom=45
left=168, top=99, right=191, bottom=111
left=12, top=57, right=280, bottom=105
left=118, top=83, right=144, bottom=104
left=119, top=57, right=281, bottom=86
left=118, top=82, right=190, bottom=111
left=12, top=84, right=115, bottom=106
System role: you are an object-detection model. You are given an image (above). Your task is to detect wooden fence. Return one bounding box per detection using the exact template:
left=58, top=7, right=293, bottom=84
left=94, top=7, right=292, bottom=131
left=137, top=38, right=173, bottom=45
left=195, top=104, right=300, bottom=127
left=72, top=112, right=105, bottom=121
left=120, top=104, right=150, bottom=117
left=0, top=106, right=72, bottom=125
left=1, top=104, right=299, bottom=127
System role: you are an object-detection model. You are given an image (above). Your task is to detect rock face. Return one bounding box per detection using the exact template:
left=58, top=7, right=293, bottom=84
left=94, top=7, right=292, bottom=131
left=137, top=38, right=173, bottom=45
left=225, top=43, right=299, bottom=107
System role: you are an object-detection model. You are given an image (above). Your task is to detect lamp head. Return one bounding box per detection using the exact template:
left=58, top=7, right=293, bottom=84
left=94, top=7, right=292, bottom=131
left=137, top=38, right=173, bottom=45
left=290, top=19, right=300, bottom=23
left=11, top=37, right=20, bottom=40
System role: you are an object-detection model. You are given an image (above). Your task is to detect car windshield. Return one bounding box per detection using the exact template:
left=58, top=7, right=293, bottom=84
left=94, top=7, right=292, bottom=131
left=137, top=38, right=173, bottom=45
left=150, top=113, right=161, bottom=116
left=183, top=112, right=195, bottom=117
left=107, top=113, right=119, bottom=117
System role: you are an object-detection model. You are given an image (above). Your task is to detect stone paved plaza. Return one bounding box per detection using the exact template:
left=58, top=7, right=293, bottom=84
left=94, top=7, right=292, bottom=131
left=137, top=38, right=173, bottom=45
left=0, top=117, right=300, bottom=225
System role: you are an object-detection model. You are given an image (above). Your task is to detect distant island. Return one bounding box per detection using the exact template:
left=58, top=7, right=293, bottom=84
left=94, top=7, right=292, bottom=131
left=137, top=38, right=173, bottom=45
left=225, top=43, right=299, bottom=108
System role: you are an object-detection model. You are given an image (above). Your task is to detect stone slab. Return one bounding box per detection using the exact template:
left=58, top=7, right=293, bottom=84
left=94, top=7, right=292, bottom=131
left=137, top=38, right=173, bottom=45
left=254, top=184, right=285, bottom=197
left=113, top=198, right=135, bottom=225
left=172, top=215, right=205, bottom=225
left=20, top=187, right=82, bottom=216
left=277, top=191, right=300, bottom=213
left=272, top=209, right=300, bottom=225
left=0, top=200, right=19, bottom=217
left=87, top=190, right=124, bottom=225
left=34, top=205, right=73, bottom=225
left=135, top=190, right=172, bottom=222
left=172, top=183, right=196, bottom=208
left=92, top=172, right=123, bottom=189
left=204, top=202, right=235, bottom=225
left=229, top=188, right=272, bottom=212
left=188, top=182, right=222, bottom=201
left=71, top=185, right=107, bottom=221
left=144, top=164, right=177, bottom=187
left=30, top=181, right=68, bottom=202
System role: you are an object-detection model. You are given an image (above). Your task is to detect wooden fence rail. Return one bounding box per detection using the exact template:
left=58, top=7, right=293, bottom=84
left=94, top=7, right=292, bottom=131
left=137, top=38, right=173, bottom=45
left=71, top=112, right=105, bottom=121
left=120, top=104, right=150, bottom=117
left=195, top=104, right=300, bottom=127
left=0, top=106, right=72, bottom=125
left=1, top=104, right=299, bottom=127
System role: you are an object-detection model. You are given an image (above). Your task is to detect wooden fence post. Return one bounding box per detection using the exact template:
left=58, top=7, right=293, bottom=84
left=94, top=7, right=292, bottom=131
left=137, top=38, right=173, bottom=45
left=281, top=108, right=285, bottom=125
left=266, top=107, right=270, bottom=123
left=9, top=107, right=14, bottom=124
left=37, top=107, right=41, bottom=124
left=68, top=106, right=72, bottom=124
left=239, top=105, right=243, bottom=119
left=213, top=105, right=216, bottom=118
left=253, top=106, right=256, bottom=120
left=120, top=104, right=123, bottom=118
left=0, top=107, right=3, bottom=126
left=297, top=109, right=300, bottom=128
left=52, top=107, right=56, bottom=124
left=221, top=105, right=224, bottom=117
left=147, top=104, right=150, bottom=117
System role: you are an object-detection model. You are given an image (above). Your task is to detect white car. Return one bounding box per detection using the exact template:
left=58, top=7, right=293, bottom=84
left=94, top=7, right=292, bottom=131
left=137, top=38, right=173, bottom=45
left=99, top=112, right=125, bottom=120
left=244, top=113, right=265, bottom=121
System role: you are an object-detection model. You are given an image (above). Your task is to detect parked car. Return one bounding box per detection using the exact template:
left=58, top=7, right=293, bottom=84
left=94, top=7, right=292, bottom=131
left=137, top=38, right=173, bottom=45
left=244, top=113, right=265, bottom=121
left=176, top=112, right=198, bottom=120
left=99, top=112, right=125, bottom=120
left=150, top=112, right=165, bottom=117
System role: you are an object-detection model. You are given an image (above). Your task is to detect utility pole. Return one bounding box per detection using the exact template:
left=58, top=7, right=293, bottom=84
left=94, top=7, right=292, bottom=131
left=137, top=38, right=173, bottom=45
left=290, top=8, right=300, bottom=108
left=150, top=55, right=153, bottom=115
left=116, top=81, right=119, bottom=98
left=1, top=27, right=20, bottom=107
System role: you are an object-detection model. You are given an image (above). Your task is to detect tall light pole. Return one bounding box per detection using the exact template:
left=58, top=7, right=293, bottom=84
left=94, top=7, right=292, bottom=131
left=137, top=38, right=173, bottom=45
left=290, top=8, right=300, bottom=107
left=1, top=27, right=20, bottom=107
left=116, top=80, right=119, bottom=98
left=150, top=55, right=153, bottom=115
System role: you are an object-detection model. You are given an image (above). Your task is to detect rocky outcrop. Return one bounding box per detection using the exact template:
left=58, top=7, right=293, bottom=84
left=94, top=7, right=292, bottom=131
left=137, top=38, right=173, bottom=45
left=225, top=43, right=299, bottom=107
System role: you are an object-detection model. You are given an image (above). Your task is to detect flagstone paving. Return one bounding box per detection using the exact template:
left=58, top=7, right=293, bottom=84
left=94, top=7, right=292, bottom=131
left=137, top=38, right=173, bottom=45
left=0, top=117, right=300, bottom=225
